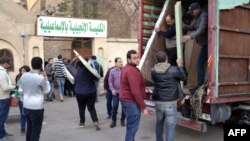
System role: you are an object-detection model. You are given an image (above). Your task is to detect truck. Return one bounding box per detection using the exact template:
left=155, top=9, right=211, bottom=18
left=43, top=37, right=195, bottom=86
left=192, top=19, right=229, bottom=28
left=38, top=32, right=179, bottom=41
left=138, top=0, right=250, bottom=132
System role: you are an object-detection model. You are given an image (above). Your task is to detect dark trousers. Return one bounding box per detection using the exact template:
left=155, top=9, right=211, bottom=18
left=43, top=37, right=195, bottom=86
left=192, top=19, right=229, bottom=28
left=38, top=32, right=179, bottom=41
left=18, top=101, right=27, bottom=130
left=64, top=79, right=74, bottom=96
left=106, top=90, right=113, bottom=116
left=0, top=98, right=10, bottom=139
left=76, top=94, right=98, bottom=124
left=197, top=45, right=208, bottom=86
left=167, top=47, right=177, bottom=66
left=24, top=108, right=44, bottom=141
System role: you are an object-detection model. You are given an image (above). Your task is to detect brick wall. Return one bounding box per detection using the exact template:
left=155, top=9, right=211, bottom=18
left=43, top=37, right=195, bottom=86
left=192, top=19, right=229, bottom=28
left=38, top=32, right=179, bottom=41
left=43, top=38, right=73, bottom=61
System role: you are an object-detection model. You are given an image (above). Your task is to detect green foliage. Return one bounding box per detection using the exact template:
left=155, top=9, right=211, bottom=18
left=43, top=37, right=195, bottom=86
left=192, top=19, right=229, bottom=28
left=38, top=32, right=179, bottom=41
left=81, top=1, right=99, bottom=18
left=58, top=0, right=68, bottom=12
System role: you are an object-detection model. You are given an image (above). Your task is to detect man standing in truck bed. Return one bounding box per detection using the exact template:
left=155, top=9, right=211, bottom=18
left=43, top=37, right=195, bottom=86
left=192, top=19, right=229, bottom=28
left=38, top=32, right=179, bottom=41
left=155, top=14, right=177, bottom=66
left=182, top=2, right=208, bottom=87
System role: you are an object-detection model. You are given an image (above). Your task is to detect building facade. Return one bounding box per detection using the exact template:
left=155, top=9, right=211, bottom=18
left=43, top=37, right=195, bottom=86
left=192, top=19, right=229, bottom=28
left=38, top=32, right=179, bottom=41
left=0, top=0, right=44, bottom=82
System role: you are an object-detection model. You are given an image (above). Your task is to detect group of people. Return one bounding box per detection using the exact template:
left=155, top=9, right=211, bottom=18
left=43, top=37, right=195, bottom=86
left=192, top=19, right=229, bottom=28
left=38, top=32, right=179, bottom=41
left=0, top=2, right=207, bottom=141
left=0, top=56, right=50, bottom=141
left=155, top=2, right=208, bottom=87
left=153, top=2, right=207, bottom=141
left=0, top=54, right=104, bottom=141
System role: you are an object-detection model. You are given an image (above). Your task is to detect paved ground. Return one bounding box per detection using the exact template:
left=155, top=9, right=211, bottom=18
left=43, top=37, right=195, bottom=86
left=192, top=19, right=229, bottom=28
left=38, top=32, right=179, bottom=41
left=6, top=96, right=153, bottom=141
left=5, top=95, right=224, bottom=141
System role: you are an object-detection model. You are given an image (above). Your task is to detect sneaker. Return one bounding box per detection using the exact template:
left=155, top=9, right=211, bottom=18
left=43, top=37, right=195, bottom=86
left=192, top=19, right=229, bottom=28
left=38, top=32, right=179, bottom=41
left=79, top=123, right=85, bottom=128
left=5, top=132, right=13, bottom=136
left=110, top=121, right=116, bottom=128
left=106, top=115, right=111, bottom=119
left=121, top=120, right=125, bottom=126
left=94, top=122, right=100, bottom=131
left=21, top=129, right=25, bottom=135
left=0, top=137, right=8, bottom=141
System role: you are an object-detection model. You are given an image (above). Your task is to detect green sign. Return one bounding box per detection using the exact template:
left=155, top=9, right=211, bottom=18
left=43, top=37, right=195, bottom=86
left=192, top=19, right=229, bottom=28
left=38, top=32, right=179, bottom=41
left=37, top=16, right=107, bottom=38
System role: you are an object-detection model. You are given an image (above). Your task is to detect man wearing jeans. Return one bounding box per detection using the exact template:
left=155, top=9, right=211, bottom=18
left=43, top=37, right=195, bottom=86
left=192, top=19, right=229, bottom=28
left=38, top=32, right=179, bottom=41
left=0, top=56, right=15, bottom=141
left=54, top=55, right=66, bottom=102
left=20, top=57, right=50, bottom=141
left=109, top=57, right=125, bottom=128
left=120, top=50, right=151, bottom=141
left=151, top=51, right=186, bottom=141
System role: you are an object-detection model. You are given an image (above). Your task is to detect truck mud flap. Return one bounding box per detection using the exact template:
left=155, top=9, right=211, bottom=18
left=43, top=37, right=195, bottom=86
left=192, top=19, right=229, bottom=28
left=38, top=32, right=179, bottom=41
left=177, top=112, right=207, bottom=133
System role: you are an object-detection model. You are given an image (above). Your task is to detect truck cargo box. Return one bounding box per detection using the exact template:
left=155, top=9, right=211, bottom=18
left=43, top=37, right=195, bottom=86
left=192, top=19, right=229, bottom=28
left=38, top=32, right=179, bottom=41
left=139, top=0, right=250, bottom=104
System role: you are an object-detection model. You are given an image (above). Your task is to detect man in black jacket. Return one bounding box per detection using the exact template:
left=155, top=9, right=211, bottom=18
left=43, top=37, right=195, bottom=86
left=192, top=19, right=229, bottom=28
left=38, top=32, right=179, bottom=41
left=103, top=66, right=114, bottom=119
left=151, top=51, right=186, bottom=141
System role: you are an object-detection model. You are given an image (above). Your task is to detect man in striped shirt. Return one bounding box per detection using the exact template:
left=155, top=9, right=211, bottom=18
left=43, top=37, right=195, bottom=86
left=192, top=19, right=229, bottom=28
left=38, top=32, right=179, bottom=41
left=54, top=55, right=66, bottom=102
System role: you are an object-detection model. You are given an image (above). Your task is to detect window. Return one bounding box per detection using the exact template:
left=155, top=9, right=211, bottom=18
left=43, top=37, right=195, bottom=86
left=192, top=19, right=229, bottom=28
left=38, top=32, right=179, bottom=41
left=0, top=49, right=14, bottom=71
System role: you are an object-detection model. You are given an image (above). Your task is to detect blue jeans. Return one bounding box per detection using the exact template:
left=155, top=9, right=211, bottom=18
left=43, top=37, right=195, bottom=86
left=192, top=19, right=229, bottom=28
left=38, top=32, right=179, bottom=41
left=197, top=45, right=208, bottom=86
left=56, top=78, right=66, bottom=95
left=155, top=102, right=177, bottom=141
left=47, top=81, right=54, bottom=101
left=0, top=98, right=10, bottom=139
left=18, top=101, right=27, bottom=130
left=121, top=101, right=141, bottom=141
left=112, top=95, right=125, bottom=121
left=24, top=108, right=44, bottom=141
left=106, top=90, right=113, bottom=116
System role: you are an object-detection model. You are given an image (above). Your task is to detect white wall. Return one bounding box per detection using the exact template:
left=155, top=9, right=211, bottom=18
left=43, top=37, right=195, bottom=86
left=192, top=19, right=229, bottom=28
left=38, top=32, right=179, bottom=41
left=93, top=38, right=138, bottom=74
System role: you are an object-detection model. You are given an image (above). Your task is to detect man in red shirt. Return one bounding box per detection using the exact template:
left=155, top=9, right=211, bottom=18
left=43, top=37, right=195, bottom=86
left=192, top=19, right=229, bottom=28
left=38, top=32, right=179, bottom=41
left=120, top=50, right=151, bottom=141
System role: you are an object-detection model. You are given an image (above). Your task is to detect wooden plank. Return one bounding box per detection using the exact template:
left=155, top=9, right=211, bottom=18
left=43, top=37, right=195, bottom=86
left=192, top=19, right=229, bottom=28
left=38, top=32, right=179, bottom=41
left=143, top=0, right=165, bottom=7
left=175, top=1, right=184, bottom=88
left=143, top=9, right=161, bottom=15
left=219, top=82, right=250, bottom=85
left=220, top=26, right=250, bottom=35
left=143, top=17, right=158, bottom=22
left=143, top=25, right=154, bottom=30
left=219, top=58, right=248, bottom=82
left=143, top=33, right=152, bottom=38
left=220, top=55, right=250, bottom=59
left=175, top=1, right=183, bottom=59
left=220, top=31, right=250, bottom=56
left=220, top=7, right=250, bottom=32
